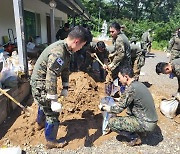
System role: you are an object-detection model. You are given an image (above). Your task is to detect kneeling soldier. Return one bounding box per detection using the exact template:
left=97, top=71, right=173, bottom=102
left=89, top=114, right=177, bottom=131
left=99, top=66, right=158, bottom=146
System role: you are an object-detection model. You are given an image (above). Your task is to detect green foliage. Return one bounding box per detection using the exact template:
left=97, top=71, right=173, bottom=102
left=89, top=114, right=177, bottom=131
left=152, top=40, right=168, bottom=51
left=91, top=31, right=101, bottom=37
left=69, top=0, right=180, bottom=50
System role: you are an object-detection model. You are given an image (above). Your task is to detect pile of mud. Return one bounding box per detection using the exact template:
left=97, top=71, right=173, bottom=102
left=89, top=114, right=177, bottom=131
left=0, top=72, right=115, bottom=149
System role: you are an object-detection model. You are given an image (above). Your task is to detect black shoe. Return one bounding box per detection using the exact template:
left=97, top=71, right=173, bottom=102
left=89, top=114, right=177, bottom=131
left=127, top=134, right=142, bottom=146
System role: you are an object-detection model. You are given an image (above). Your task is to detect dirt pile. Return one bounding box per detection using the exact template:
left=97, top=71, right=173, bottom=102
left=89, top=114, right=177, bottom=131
left=0, top=72, right=114, bottom=149
left=0, top=71, right=179, bottom=150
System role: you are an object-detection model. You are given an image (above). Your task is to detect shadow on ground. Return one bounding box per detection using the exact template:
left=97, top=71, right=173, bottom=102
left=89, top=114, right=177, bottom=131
left=145, top=53, right=156, bottom=58
left=116, top=125, right=163, bottom=146
left=61, top=110, right=103, bottom=147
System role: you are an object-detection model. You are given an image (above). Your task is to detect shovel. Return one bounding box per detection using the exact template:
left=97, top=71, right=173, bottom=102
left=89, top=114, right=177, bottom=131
left=93, top=53, right=113, bottom=82
left=92, top=53, right=104, bottom=67
left=0, top=87, right=33, bottom=115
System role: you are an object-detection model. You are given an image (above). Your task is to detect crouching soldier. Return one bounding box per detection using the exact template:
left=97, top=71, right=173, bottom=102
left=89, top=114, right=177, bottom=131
left=84, top=41, right=109, bottom=81
left=156, top=58, right=180, bottom=100
left=130, top=37, right=145, bottom=80
left=99, top=66, right=158, bottom=146
left=30, top=26, right=89, bottom=149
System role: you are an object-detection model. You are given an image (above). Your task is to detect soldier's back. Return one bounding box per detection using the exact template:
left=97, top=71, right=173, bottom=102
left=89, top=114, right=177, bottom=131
left=131, top=81, right=158, bottom=122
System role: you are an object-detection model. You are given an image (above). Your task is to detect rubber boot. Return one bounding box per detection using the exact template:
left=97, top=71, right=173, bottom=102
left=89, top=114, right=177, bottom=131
left=36, top=107, right=45, bottom=130
left=45, top=122, right=67, bottom=149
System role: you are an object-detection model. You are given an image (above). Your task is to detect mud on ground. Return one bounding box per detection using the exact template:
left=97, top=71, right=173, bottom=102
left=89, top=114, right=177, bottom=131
left=0, top=72, right=117, bottom=149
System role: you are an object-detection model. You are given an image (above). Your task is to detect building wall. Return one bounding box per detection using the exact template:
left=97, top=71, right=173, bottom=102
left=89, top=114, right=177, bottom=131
left=0, top=0, right=16, bottom=45
left=0, top=0, right=68, bottom=45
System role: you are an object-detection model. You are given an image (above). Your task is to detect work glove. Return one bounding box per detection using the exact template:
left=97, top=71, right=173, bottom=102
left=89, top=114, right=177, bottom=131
left=51, top=100, right=62, bottom=112
left=60, top=86, right=68, bottom=97
left=98, top=104, right=111, bottom=112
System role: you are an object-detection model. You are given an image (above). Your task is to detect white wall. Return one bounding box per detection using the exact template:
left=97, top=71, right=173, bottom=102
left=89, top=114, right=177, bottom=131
left=0, top=0, right=16, bottom=45
left=0, top=0, right=68, bottom=44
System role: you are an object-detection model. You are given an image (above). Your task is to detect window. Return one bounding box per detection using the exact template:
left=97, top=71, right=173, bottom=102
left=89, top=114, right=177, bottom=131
left=24, top=10, right=41, bottom=42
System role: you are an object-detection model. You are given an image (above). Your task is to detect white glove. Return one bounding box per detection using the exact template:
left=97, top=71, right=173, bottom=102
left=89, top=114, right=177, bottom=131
left=51, top=101, right=62, bottom=112
left=98, top=104, right=111, bottom=112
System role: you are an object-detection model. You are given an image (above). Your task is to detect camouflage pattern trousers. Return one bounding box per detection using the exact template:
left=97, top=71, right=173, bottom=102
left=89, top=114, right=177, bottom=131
left=132, top=57, right=140, bottom=78
left=108, top=116, right=157, bottom=133
left=30, top=80, right=60, bottom=123
left=170, top=50, right=180, bottom=61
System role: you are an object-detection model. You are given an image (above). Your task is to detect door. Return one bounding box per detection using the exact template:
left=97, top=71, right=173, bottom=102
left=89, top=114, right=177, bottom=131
left=46, top=16, right=51, bottom=44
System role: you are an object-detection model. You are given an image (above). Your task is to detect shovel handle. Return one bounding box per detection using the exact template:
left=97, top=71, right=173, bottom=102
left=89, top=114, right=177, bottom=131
left=0, top=87, right=26, bottom=110
left=93, top=53, right=104, bottom=67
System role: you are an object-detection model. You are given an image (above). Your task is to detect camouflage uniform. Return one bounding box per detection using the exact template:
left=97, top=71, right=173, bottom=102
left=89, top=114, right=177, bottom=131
left=30, top=40, right=72, bottom=123
left=130, top=43, right=145, bottom=78
left=168, top=35, right=180, bottom=61
left=108, top=80, right=158, bottom=133
left=84, top=42, right=109, bottom=80
left=171, top=58, right=180, bottom=92
left=109, top=32, right=131, bottom=80
left=141, top=31, right=152, bottom=53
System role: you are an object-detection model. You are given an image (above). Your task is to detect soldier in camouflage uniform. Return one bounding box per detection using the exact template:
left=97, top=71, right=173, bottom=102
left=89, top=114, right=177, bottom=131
left=130, top=37, right=145, bottom=80
left=104, top=22, right=131, bottom=81
left=141, top=29, right=153, bottom=53
left=168, top=28, right=180, bottom=61
left=156, top=58, right=180, bottom=99
left=99, top=66, right=158, bottom=146
left=30, top=26, right=89, bottom=148
left=84, top=41, right=109, bottom=81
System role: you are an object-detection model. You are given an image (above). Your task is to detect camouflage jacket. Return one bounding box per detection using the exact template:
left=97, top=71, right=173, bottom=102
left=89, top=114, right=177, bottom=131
left=110, top=80, right=158, bottom=122
left=130, top=43, right=145, bottom=68
left=171, top=58, right=180, bottom=92
left=141, top=31, right=152, bottom=43
left=130, top=43, right=142, bottom=58
left=31, top=40, right=72, bottom=95
left=168, top=36, right=180, bottom=52
left=109, top=32, right=131, bottom=70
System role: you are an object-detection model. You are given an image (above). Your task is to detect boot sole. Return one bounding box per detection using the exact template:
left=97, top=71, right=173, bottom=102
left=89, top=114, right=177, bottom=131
left=127, top=138, right=142, bottom=146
